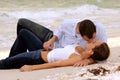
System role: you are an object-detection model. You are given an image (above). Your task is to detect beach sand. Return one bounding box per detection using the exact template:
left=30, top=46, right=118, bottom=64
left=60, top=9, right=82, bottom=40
left=0, top=4, right=120, bottom=80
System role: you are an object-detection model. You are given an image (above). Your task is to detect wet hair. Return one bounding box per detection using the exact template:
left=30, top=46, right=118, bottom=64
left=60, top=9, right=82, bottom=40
left=90, top=42, right=110, bottom=61
left=78, top=19, right=96, bottom=39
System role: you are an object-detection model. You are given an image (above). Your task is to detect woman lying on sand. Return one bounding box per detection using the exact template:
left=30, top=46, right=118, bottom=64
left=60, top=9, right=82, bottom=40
left=0, top=39, right=110, bottom=72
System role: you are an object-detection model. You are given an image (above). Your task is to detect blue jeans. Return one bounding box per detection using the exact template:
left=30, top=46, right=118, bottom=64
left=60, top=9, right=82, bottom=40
left=9, top=18, right=53, bottom=57
left=17, top=18, right=53, bottom=42
left=9, top=29, right=44, bottom=57
left=0, top=49, right=45, bottom=69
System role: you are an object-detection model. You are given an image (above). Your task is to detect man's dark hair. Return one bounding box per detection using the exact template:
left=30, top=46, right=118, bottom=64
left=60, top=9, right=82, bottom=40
left=90, top=43, right=110, bottom=61
left=78, top=19, right=96, bottom=39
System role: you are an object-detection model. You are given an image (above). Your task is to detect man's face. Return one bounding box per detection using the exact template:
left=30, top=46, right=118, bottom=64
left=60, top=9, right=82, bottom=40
left=83, top=33, right=96, bottom=43
left=86, top=40, right=102, bottom=50
left=82, top=40, right=103, bottom=58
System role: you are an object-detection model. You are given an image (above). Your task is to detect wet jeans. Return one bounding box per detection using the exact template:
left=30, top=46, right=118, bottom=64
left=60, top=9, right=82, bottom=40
left=9, top=18, right=53, bottom=57
left=0, top=49, right=46, bottom=69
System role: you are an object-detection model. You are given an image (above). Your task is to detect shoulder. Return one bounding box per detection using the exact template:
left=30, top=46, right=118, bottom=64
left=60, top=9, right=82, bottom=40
left=62, top=19, right=80, bottom=25
left=93, top=21, right=107, bottom=42
left=93, top=21, right=105, bottom=29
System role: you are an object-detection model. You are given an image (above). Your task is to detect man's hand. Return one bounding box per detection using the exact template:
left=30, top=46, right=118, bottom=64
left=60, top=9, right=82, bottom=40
left=43, top=41, right=53, bottom=50
left=43, top=35, right=57, bottom=50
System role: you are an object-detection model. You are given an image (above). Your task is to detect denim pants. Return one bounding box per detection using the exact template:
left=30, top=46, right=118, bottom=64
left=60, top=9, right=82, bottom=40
left=17, top=18, right=53, bottom=42
left=0, top=49, right=45, bottom=69
left=9, top=18, right=53, bottom=57
left=9, top=29, right=43, bottom=57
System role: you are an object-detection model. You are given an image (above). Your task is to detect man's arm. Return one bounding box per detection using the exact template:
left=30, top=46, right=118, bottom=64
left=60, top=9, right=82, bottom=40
left=43, top=35, right=58, bottom=50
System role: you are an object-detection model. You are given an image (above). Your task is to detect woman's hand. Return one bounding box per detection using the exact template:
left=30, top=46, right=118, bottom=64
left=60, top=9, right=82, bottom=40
left=73, top=58, right=95, bottom=67
left=20, top=65, right=33, bottom=72
left=73, top=59, right=90, bottom=67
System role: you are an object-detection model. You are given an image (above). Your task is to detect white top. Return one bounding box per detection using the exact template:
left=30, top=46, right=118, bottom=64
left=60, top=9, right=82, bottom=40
left=53, top=19, right=107, bottom=49
left=47, top=45, right=80, bottom=63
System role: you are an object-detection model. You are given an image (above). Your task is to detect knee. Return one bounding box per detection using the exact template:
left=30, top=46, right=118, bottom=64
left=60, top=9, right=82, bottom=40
left=18, top=18, right=28, bottom=24
left=17, top=18, right=31, bottom=35
left=19, top=29, right=31, bottom=36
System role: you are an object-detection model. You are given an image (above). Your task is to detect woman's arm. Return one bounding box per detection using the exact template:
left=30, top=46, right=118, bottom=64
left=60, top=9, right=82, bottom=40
left=74, top=46, right=95, bottom=66
left=20, top=55, right=83, bottom=72
left=75, top=46, right=93, bottom=59
left=73, top=58, right=97, bottom=67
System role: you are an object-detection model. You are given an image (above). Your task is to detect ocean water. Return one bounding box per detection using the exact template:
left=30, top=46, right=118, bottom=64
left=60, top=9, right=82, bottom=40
left=0, top=4, right=119, bottom=26
left=0, top=0, right=120, bottom=49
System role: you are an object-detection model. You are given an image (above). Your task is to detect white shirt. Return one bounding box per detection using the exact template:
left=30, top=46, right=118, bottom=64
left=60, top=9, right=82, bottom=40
left=53, top=19, right=107, bottom=49
left=47, top=45, right=80, bottom=63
